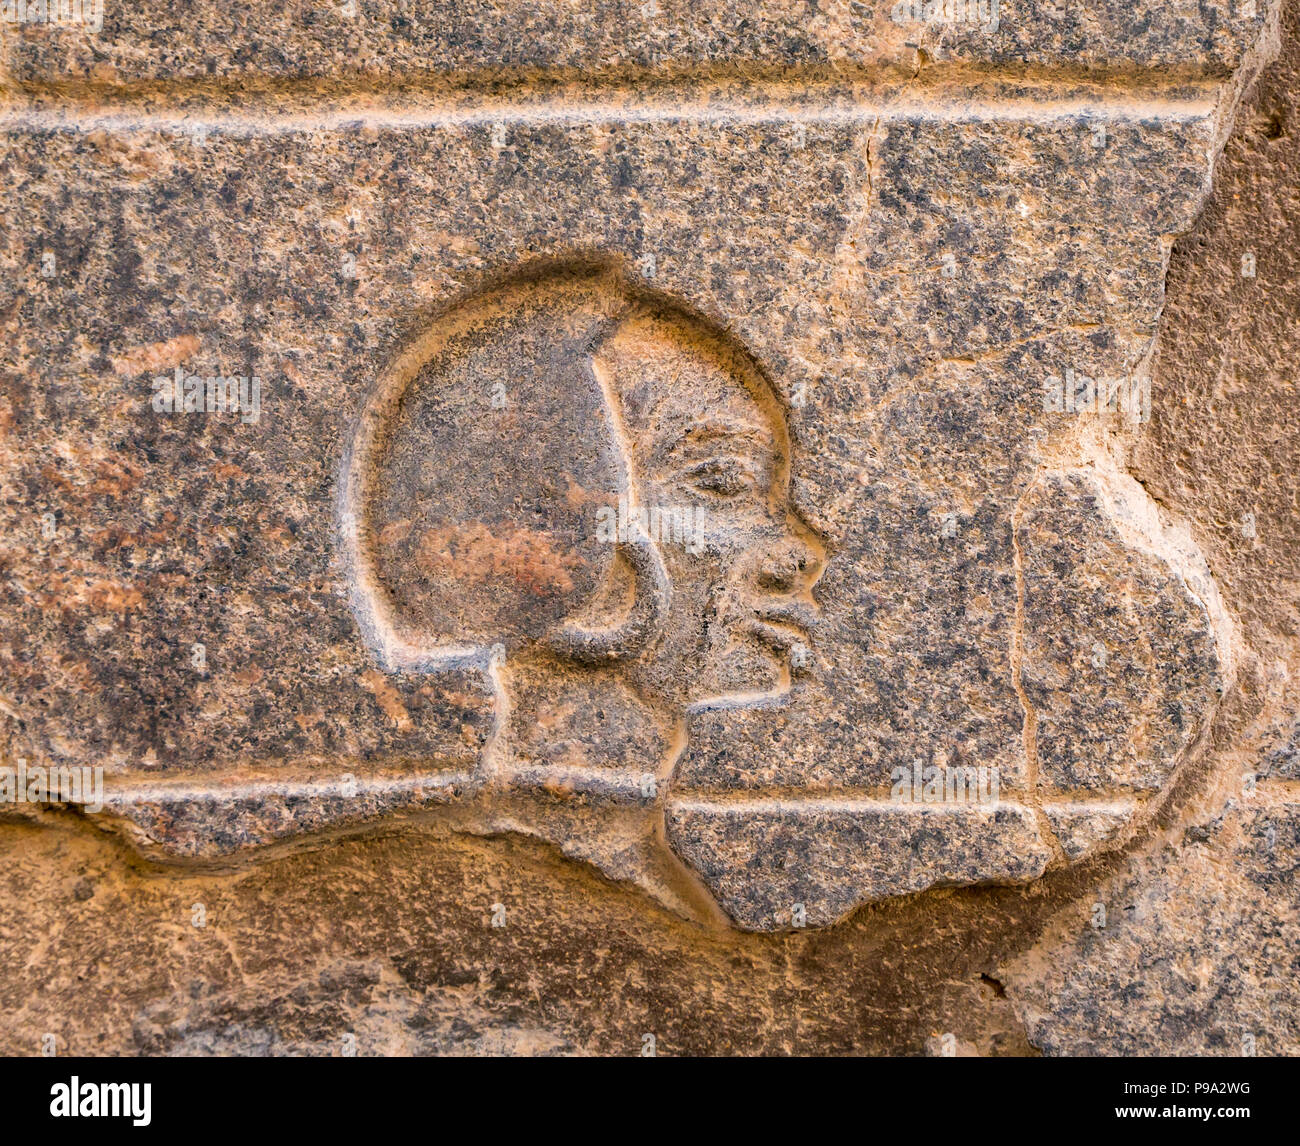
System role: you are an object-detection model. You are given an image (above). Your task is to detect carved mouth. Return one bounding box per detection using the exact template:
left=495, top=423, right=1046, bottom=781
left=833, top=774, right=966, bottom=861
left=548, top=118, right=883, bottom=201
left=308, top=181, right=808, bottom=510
left=745, top=601, right=818, bottom=653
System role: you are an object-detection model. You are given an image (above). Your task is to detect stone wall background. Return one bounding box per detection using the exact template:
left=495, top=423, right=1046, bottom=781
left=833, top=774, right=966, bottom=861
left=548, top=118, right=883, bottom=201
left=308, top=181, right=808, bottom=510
left=0, top=0, right=1297, bottom=1055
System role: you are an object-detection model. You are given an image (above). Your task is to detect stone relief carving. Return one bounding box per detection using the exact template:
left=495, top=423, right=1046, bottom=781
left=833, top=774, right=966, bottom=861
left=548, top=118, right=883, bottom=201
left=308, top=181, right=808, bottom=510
left=339, top=263, right=828, bottom=922
left=76, top=252, right=1235, bottom=933
left=322, top=260, right=1227, bottom=928
left=2, top=0, right=1294, bottom=1066
left=17, top=0, right=1262, bottom=933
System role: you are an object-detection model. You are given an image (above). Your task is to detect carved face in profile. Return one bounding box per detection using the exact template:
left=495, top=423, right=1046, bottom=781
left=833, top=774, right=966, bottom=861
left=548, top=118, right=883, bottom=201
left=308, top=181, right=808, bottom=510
left=593, top=312, right=823, bottom=707
left=344, top=265, right=823, bottom=713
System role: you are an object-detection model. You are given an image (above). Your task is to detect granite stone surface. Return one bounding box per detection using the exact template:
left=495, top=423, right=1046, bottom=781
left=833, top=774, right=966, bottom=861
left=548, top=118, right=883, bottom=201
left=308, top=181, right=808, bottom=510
left=0, top=0, right=1297, bottom=1056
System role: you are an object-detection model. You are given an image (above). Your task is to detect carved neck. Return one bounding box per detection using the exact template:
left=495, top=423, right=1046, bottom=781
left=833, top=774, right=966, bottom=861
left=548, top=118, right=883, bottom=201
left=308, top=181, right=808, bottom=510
left=493, top=655, right=674, bottom=797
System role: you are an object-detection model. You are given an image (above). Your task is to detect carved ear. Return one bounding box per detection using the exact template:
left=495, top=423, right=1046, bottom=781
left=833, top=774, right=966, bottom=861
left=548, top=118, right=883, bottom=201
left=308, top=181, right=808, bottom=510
left=546, top=525, right=670, bottom=663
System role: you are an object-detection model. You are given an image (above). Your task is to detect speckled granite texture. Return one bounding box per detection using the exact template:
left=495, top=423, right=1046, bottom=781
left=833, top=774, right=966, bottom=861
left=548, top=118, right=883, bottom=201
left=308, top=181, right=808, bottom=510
left=0, top=0, right=1296, bottom=1054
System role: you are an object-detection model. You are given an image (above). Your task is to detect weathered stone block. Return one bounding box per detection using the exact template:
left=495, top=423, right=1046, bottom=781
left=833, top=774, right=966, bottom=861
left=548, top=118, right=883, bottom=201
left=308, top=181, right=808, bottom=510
left=1, top=0, right=1297, bottom=1061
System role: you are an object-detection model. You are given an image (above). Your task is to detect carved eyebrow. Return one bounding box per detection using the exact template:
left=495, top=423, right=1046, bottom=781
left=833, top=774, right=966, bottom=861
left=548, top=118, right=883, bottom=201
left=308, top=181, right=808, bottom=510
left=672, top=419, right=769, bottom=452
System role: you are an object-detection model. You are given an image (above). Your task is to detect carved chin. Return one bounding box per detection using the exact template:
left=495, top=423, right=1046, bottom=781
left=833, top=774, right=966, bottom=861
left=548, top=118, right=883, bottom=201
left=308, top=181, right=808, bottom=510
left=693, top=639, right=787, bottom=702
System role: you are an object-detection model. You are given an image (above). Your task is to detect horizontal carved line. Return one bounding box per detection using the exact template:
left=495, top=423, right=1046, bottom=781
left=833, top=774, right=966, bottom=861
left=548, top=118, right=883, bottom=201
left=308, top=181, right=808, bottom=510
left=0, top=64, right=1222, bottom=133
left=667, top=795, right=1037, bottom=812
left=98, top=768, right=479, bottom=804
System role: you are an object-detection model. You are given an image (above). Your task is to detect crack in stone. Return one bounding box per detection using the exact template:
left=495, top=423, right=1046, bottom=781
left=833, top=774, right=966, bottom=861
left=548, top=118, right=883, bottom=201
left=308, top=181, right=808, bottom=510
left=1008, top=473, right=1068, bottom=866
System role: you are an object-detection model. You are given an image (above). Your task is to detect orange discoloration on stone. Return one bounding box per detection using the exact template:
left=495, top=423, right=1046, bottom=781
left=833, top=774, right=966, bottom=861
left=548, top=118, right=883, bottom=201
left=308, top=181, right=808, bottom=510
left=360, top=670, right=413, bottom=731
left=378, top=519, right=413, bottom=548
left=110, top=333, right=201, bottom=377
left=414, top=522, right=582, bottom=596
left=36, top=576, right=145, bottom=614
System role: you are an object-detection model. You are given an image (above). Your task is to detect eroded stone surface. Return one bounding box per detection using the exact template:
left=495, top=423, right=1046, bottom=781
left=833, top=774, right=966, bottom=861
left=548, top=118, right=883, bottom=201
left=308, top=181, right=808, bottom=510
left=1003, top=0, right=1300, bottom=1055
left=1008, top=787, right=1300, bottom=1056
left=1, top=0, right=1268, bottom=82
left=1018, top=468, right=1228, bottom=796
left=0, top=2, right=1273, bottom=935
left=1042, top=800, right=1133, bottom=859
left=667, top=800, right=1050, bottom=929
left=1, top=0, right=1297, bottom=1056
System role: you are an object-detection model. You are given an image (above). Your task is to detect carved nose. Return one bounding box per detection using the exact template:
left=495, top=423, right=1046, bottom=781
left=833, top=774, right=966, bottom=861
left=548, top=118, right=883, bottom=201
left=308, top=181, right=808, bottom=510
left=756, top=537, right=820, bottom=594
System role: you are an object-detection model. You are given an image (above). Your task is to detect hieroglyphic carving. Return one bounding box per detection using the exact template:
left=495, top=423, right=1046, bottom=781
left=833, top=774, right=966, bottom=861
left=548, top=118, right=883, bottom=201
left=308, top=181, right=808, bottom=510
left=6, top=0, right=1269, bottom=931
left=326, top=262, right=1227, bottom=928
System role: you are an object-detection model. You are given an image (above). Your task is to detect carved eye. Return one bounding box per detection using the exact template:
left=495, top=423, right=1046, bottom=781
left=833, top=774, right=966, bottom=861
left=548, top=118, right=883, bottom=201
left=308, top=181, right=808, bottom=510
left=680, top=457, right=754, bottom=497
